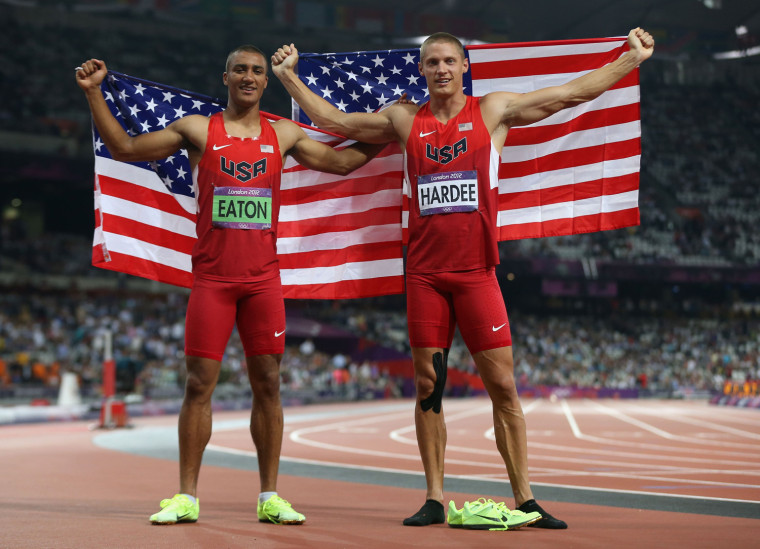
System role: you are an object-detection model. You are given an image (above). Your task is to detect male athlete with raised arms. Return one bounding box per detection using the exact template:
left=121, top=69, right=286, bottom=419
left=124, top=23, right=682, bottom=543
left=272, top=28, right=654, bottom=529
left=76, top=45, right=382, bottom=526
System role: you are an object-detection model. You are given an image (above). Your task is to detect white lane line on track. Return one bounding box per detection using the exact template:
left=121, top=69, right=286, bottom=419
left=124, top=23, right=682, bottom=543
left=282, top=399, right=760, bottom=479
left=286, top=398, right=759, bottom=483
left=683, top=411, right=760, bottom=429
left=611, top=404, right=760, bottom=440
left=561, top=398, right=584, bottom=439
left=219, top=400, right=760, bottom=480
left=286, top=400, right=548, bottom=467
left=206, top=443, right=429, bottom=476
left=387, top=399, right=543, bottom=448
left=594, top=402, right=760, bottom=430
left=526, top=466, right=760, bottom=489
left=203, top=443, right=760, bottom=505
left=481, top=399, right=542, bottom=441
left=288, top=408, right=424, bottom=461
left=287, top=405, right=505, bottom=467
left=389, top=403, right=495, bottom=445
left=450, top=439, right=760, bottom=477
left=525, top=440, right=760, bottom=467
left=205, top=398, right=760, bottom=500
left=529, top=465, right=760, bottom=479
left=525, top=479, right=760, bottom=505
left=209, top=401, right=760, bottom=492
left=560, top=399, right=760, bottom=451
left=584, top=399, right=676, bottom=439
left=588, top=400, right=760, bottom=448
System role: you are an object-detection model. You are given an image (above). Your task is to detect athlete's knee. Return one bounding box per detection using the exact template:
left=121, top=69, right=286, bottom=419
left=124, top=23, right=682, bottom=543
left=415, top=374, right=436, bottom=400
left=251, top=372, right=280, bottom=400
left=419, top=349, right=448, bottom=414
left=183, top=356, right=221, bottom=400
left=184, top=371, right=216, bottom=401
left=248, top=360, right=281, bottom=400
left=489, top=378, right=520, bottom=409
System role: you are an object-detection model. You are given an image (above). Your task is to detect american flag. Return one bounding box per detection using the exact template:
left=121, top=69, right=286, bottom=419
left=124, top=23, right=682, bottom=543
left=91, top=71, right=404, bottom=298
left=92, top=36, right=640, bottom=298
left=293, top=36, right=641, bottom=242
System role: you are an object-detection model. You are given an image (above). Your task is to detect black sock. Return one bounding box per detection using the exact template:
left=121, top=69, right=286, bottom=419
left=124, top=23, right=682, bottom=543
left=402, top=499, right=445, bottom=526
left=518, top=499, right=568, bottom=529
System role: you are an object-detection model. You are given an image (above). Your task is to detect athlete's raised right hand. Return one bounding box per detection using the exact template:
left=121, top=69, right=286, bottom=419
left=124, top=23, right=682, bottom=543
left=75, top=58, right=108, bottom=92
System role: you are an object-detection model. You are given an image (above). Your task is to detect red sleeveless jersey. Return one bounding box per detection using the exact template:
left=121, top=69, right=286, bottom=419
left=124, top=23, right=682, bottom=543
left=404, top=96, right=501, bottom=273
left=191, top=112, right=283, bottom=281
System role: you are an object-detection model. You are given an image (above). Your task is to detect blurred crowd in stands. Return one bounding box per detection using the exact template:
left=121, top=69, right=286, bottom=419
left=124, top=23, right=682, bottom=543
left=0, top=290, right=408, bottom=404
left=308, top=300, right=760, bottom=394
left=1, top=287, right=757, bottom=404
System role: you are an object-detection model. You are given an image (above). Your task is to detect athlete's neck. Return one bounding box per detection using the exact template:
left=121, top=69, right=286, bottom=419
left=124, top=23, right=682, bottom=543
left=222, top=104, right=262, bottom=138
left=428, top=93, right=467, bottom=125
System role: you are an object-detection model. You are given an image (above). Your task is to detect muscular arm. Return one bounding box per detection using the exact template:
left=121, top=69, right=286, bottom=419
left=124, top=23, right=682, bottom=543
left=76, top=59, right=200, bottom=162
left=276, top=121, right=385, bottom=175
left=272, top=44, right=409, bottom=144
left=489, top=27, right=655, bottom=129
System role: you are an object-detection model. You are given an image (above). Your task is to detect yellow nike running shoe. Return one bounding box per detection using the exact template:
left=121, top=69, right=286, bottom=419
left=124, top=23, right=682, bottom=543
left=448, top=498, right=493, bottom=528
left=257, top=495, right=306, bottom=525
left=149, top=494, right=199, bottom=525
left=461, top=498, right=541, bottom=531
left=447, top=500, right=463, bottom=528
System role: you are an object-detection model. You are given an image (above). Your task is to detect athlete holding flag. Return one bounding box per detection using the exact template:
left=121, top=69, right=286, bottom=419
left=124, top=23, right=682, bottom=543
left=272, top=27, right=654, bottom=529
left=77, top=44, right=382, bottom=526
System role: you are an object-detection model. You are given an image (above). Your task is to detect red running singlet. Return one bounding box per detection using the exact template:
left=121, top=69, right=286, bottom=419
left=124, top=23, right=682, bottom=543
left=191, top=112, right=283, bottom=282
left=404, top=96, right=501, bottom=274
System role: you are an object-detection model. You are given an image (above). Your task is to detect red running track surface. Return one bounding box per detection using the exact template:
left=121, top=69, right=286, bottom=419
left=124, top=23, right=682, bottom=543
left=1, top=398, right=758, bottom=548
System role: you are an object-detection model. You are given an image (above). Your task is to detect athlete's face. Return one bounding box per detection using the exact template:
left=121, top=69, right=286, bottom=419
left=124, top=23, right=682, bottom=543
left=418, top=41, right=469, bottom=98
left=223, top=50, right=269, bottom=106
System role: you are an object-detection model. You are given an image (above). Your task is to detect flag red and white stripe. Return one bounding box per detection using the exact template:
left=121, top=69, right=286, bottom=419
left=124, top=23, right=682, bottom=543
left=277, top=135, right=404, bottom=299
left=467, top=38, right=640, bottom=240
left=93, top=155, right=197, bottom=289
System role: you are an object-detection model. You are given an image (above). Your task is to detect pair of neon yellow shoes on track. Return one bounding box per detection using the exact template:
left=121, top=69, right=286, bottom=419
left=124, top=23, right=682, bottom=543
left=149, top=494, right=305, bottom=525
left=447, top=498, right=542, bottom=531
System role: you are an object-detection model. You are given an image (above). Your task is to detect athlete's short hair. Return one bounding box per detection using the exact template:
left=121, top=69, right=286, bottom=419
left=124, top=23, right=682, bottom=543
left=420, top=32, right=466, bottom=62
left=225, top=45, right=268, bottom=73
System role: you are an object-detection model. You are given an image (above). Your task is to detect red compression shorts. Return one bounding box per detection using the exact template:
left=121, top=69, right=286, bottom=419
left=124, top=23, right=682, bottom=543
left=406, top=267, right=511, bottom=354
left=184, top=275, right=286, bottom=361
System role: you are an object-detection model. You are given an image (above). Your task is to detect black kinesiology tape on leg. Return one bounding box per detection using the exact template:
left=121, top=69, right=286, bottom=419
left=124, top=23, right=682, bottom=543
left=420, top=349, right=448, bottom=413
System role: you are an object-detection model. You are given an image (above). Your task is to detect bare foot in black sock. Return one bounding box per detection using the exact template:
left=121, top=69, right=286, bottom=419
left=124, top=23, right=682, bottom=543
left=518, top=499, right=568, bottom=529
left=402, top=500, right=445, bottom=526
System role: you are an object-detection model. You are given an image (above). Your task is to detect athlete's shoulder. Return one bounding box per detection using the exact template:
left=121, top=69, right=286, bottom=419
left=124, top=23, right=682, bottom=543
left=269, top=117, right=299, bottom=131
left=171, top=113, right=212, bottom=135
left=374, top=101, right=419, bottom=129
left=477, top=90, right=518, bottom=111
left=267, top=118, right=310, bottom=155
left=390, top=100, right=421, bottom=113
left=178, top=113, right=213, bottom=124
left=390, top=101, right=422, bottom=117
left=269, top=117, right=303, bottom=141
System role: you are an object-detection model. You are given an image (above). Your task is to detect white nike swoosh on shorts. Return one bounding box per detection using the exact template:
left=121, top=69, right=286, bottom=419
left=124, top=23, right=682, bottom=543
left=274, top=330, right=285, bottom=337
left=492, top=323, right=507, bottom=332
